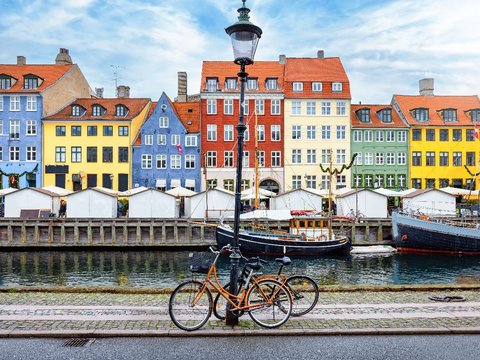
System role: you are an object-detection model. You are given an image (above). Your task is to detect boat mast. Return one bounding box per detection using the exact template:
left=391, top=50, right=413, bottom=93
left=254, top=111, right=259, bottom=209
left=328, top=148, right=333, bottom=239
left=204, top=152, right=209, bottom=221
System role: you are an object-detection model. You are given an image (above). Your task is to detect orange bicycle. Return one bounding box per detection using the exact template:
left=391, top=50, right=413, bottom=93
left=168, top=244, right=293, bottom=331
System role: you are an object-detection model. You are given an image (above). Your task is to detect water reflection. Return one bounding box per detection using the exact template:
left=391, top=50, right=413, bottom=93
left=0, top=251, right=479, bottom=288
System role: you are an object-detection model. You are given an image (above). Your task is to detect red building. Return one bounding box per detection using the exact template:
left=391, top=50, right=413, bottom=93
left=200, top=60, right=285, bottom=194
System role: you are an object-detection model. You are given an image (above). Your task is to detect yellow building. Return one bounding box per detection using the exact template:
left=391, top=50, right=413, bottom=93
left=42, top=96, right=151, bottom=191
left=283, top=53, right=351, bottom=191
left=393, top=80, right=480, bottom=189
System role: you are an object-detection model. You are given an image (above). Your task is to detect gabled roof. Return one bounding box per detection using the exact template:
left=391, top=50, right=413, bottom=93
left=351, top=104, right=407, bottom=128
left=393, top=95, right=480, bottom=126
left=201, top=61, right=284, bottom=92
left=0, top=64, right=74, bottom=93
left=173, top=101, right=200, bottom=133
left=336, top=188, right=387, bottom=198
left=401, top=188, right=453, bottom=198
left=44, top=98, right=151, bottom=121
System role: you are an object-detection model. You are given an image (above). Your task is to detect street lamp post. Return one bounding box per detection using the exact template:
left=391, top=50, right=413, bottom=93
left=225, top=0, right=262, bottom=326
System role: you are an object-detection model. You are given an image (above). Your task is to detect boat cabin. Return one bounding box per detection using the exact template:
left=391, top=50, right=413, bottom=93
left=289, top=215, right=334, bottom=241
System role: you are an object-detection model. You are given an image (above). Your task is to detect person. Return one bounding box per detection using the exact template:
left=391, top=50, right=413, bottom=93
left=59, top=200, right=67, bottom=218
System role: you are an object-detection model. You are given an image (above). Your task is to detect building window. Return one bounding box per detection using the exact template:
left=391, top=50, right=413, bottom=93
left=386, top=152, right=395, bottom=165
left=242, top=151, right=249, bottom=168
left=293, top=82, right=303, bottom=92
left=258, top=151, right=265, bottom=167
left=102, top=147, right=113, bottom=162
left=307, top=149, right=316, bottom=164
left=470, top=109, right=480, bottom=122
left=426, top=152, right=435, bottom=166
left=375, top=130, right=384, bottom=142
left=92, top=105, right=104, bottom=116
left=10, top=96, right=20, bottom=111
left=466, top=129, right=475, bottom=141
left=118, top=147, right=128, bottom=162
left=159, top=117, right=169, bottom=128
left=397, top=152, right=406, bottom=165
left=24, top=76, right=38, bottom=89
left=321, top=101, right=331, bottom=115
left=207, top=124, right=217, bottom=141
left=466, top=152, right=475, bottom=166
left=271, top=99, right=280, bottom=115
left=321, top=149, right=331, bottom=164
left=292, top=125, right=301, bottom=140
left=171, top=134, right=180, bottom=146
left=442, top=109, right=457, bottom=122
left=244, top=127, right=249, bottom=141
left=170, top=155, right=181, bottom=169
left=321, top=175, right=330, bottom=190
left=72, top=105, right=83, bottom=116
left=336, top=101, right=346, bottom=116
left=439, top=152, right=449, bottom=166
left=321, top=125, right=331, bottom=140
left=386, top=175, right=395, bottom=188
left=9, top=146, right=20, bottom=161
left=412, top=179, right=422, bottom=189
left=241, top=99, right=249, bottom=115
left=26, top=146, right=36, bottom=161
left=306, top=101, right=316, bottom=115
left=312, top=82, right=322, bottom=92
left=144, top=134, right=153, bottom=145
left=265, top=78, right=278, bottom=90
left=206, top=151, right=217, bottom=167
left=71, top=126, right=81, bottom=136
left=0, top=76, right=12, bottom=89
left=292, top=149, right=301, bottom=164
left=185, top=135, right=197, bottom=147
left=398, top=175, right=406, bottom=188
left=397, top=131, right=407, bottom=142
left=354, top=152, right=362, bottom=165
left=55, top=146, right=66, bottom=162
left=103, top=126, right=113, bottom=136
left=185, top=154, right=196, bottom=169
left=439, top=179, right=449, bottom=188
left=26, top=120, right=37, bottom=135
left=26, top=96, right=37, bottom=111
left=247, top=78, right=258, bottom=90
left=358, top=108, right=370, bottom=122
left=255, top=99, right=265, bottom=115
left=87, top=147, right=97, bottom=162
left=413, top=108, right=429, bottom=121
left=272, top=151, right=281, bottom=167
left=225, top=78, right=237, bottom=90
left=385, top=130, right=395, bottom=142
left=364, top=152, right=373, bottom=165
left=336, top=125, right=346, bottom=140
left=118, top=126, right=128, bottom=136
left=224, top=151, right=234, bottom=167
left=374, top=175, right=384, bottom=188
left=0, top=96, right=3, bottom=111
left=207, top=179, right=217, bottom=189
left=332, top=82, right=342, bottom=92
left=380, top=108, right=392, bottom=123
left=153, top=154, right=166, bottom=169
left=115, top=105, right=127, bottom=117
left=411, top=152, right=422, bottom=166
left=271, top=125, right=281, bottom=141
left=257, top=125, right=265, bottom=141
left=426, top=129, right=435, bottom=141
left=156, top=134, right=166, bottom=145
left=0, top=120, right=3, bottom=135
left=291, top=100, right=301, bottom=115
left=353, top=130, right=362, bottom=142
left=206, top=78, right=218, bottom=92
left=337, top=149, right=346, bottom=164
left=305, top=175, right=317, bottom=189
left=354, top=174, right=363, bottom=188
left=452, top=129, right=462, bottom=141
left=71, top=147, right=81, bottom=162
left=292, top=175, right=302, bottom=189
left=141, top=154, right=152, bottom=169
left=307, top=125, right=316, bottom=140
left=439, top=129, right=448, bottom=141
left=453, top=152, right=462, bottom=166
left=375, top=152, right=384, bottom=165
left=412, top=129, right=422, bottom=141
left=87, top=126, right=97, bottom=136
left=224, top=179, right=234, bottom=192
left=224, top=99, right=234, bottom=115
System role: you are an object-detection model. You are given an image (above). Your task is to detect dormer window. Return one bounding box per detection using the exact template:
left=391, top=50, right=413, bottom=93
left=115, top=104, right=128, bottom=117
left=442, top=108, right=457, bottom=122
left=357, top=108, right=370, bottom=123
left=332, top=82, right=342, bottom=92
left=206, top=78, right=218, bottom=92
left=469, top=109, right=480, bottom=122
left=293, top=82, right=303, bottom=92
left=412, top=108, right=429, bottom=122
left=71, top=105, right=85, bottom=116
left=24, top=75, right=40, bottom=90
left=265, top=78, right=278, bottom=90
left=312, top=82, right=322, bottom=92
left=225, top=78, right=237, bottom=90
left=0, top=75, right=12, bottom=89
left=379, top=108, right=392, bottom=123
left=92, top=104, right=105, bottom=117
left=247, top=78, right=258, bottom=90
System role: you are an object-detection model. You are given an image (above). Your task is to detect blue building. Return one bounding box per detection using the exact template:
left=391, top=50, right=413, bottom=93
left=0, top=49, right=92, bottom=189
left=132, top=92, right=201, bottom=191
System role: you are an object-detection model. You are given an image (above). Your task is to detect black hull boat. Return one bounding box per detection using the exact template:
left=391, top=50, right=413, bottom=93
left=216, top=225, right=351, bottom=257
left=392, top=212, right=480, bottom=254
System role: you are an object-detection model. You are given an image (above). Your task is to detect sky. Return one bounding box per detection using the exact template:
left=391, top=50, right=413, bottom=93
left=1, top=0, right=479, bottom=104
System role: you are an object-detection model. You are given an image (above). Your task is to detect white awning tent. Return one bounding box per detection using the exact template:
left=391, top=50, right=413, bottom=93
left=401, top=189, right=456, bottom=216
left=155, top=179, right=166, bottom=188
left=336, top=189, right=388, bottom=218
left=185, top=179, right=196, bottom=188
left=0, top=188, right=18, bottom=196
left=118, top=186, right=149, bottom=197
left=3, top=188, right=60, bottom=217
left=373, top=187, right=403, bottom=197
left=270, top=189, right=324, bottom=211
left=171, top=179, right=181, bottom=188
left=128, top=188, right=177, bottom=218
left=42, top=185, right=73, bottom=196
left=239, top=209, right=292, bottom=221
left=185, top=188, right=235, bottom=219
left=66, top=188, right=117, bottom=218
left=439, top=186, right=473, bottom=196
left=165, top=186, right=197, bottom=197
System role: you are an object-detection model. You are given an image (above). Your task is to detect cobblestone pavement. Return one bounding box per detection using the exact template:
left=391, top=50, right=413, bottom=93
left=0, top=288, right=479, bottom=337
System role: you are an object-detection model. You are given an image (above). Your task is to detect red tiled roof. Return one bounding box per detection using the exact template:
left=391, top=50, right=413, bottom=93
left=173, top=101, right=200, bottom=133
left=0, top=64, right=74, bottom=93
left=351, top=104, right=407, bottom=128
left=393, top=95, right=480, bottom=126
left=44, top=98, right=151, bottom=121
left=201, top=61, right=284, bottom=92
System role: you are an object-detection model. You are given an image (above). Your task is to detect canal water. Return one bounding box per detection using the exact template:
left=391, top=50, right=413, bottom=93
left=1, top=250, right=479, bottom=288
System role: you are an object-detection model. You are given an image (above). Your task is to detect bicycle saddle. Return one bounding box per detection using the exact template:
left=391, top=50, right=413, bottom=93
left=275, top=256, right=291, bottom=266
left=246, top=261, right=263, bottom=271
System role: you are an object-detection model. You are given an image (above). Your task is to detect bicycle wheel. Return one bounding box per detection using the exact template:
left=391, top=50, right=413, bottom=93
left=213, top=282, right=245, bottom=320
left=168, top=280, right=212, bottom=331
left=285, top=275, right=319, bottom=316
left=247, top=279, right=292, bottom=328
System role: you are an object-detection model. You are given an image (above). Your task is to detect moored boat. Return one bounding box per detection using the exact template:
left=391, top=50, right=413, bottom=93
left=392, top=211, right=480, bottom=254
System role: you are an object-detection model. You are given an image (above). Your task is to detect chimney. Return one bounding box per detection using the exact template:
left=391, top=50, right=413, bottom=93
left=95, top=87, right=104, bottom=98
left=117, top=85, right=130, bottom=98
left=55, top=48, right=73, bottom=65
left=17, top=56, right=26, bottom=65
left=177, top=72, right=187, bottom=102
left=317, top=50, right=324, bottom=59
left=279, top=54, right=286, bottom=64
left=419, top=78, right=434, bottom=96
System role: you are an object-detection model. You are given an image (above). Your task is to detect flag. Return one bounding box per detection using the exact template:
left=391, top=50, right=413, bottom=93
left=475, top=123, right=479, bottom=140
left=176, top=144, right=183, bottom=154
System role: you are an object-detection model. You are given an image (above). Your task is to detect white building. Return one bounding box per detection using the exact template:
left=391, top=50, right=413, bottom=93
left=270, top=189, right=324, bottom=211
left=336, top=189, right=388, bottom=218
left=401, top=189, right=456, bottom=216
left=4, top=188, right=60, bottom=217
left=66, top=188, right=117, bottom=218
left=186, top=188, right=235, bottom=220
left=128, top=188, right=177, bottom=218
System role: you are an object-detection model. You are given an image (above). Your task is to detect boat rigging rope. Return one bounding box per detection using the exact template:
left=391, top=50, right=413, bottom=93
left=428, top=295, right=466, bottom=302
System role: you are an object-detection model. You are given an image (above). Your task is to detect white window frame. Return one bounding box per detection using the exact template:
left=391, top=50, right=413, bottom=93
left=307, top=125, right=316, bottom=140
left=332, top=82, right=343, bottom=92
left=242, top=151, right=250, bottom=167
left=397, top=152, right=406, bottom=165
left=10, top=146, right=20, bottom=161
left=26, top=96, right=37, bottom=111
left=321, top=101, right=331, bottom=115
left=353, top=130, right=362, bottom=142
left=240, top=99, right=249, bottom=115
left=26, top=120, right=37, bottom=135
left=207, top=99, right=217, bottom=114
left=375, top=152, right=384, bottom=165
left=207, top=124, right=217, bottom=141
left=271, top=151, right=281, bottom=167
left=291, top=101, right=301, bottom=115
left=364, top=130, right=373, bottom=142
left=157, top=134, right=166, bottom=145
left=307, top=149, right=316, bottom=164
left=386, top=130, right=395, bottom=142
left=224, top=99, right=234, bottom=115
left=292, top=175, right=302, bottom=189
left=144, top=134, right=153, bottom=145
left=156, top=154, right=167, bottom=169
left=292, top=149, right=301, bottom=164
left=321, top=125, right=331, bottom=140
left=292, top=125, right=301, bottom=140
left=271, top=99, right=280, bottom=115
left=255, top=99, right=265, bottom=115
left=159, top=117, right=169, bottom=128
left=386, top=152, right=395, bottom=165
left=336, top=101, right=346, bottom=115
left=26, top=146, right=36, bottom=161
left=312, top=82, right=322, bottom=92
left=306, top=101, right=316, bottom=115
left=336, top=149, right=346, bottom=164
left=10, top=96, right=20, bottom=111
left=257, top=151, right=265, bottom=167
left=376, top=130, right=384, bottom=142
left=321, top=149, right=331, bottom=164
left=293, top=82, right=303, bottom=92
left=354, top=152, right=362, bottom=165
left=185, top=154, right=196, bottom=169
left=224, top=125, right=234, bottom=141
left=365, top=152, right=373, bottom=165
left=142, top=154, right=152, bottom=169
left=224, top=151, right=234, bottom=167
left=336, top=125, right=346, bottom=140
left=10, top=120, right=19, bottom=139
left=257, top=125, right=265, bottom=141
left=0, top=96, right=3, bottom=111
left=271, top=124, right=281, bottom=141
left=171, top=134, right=180, bottom=146
left=170, top=155, right=181, bottom=169
left=185, top=135, right=197, bottom=147
left=397, top=131, right=407, bottom=142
